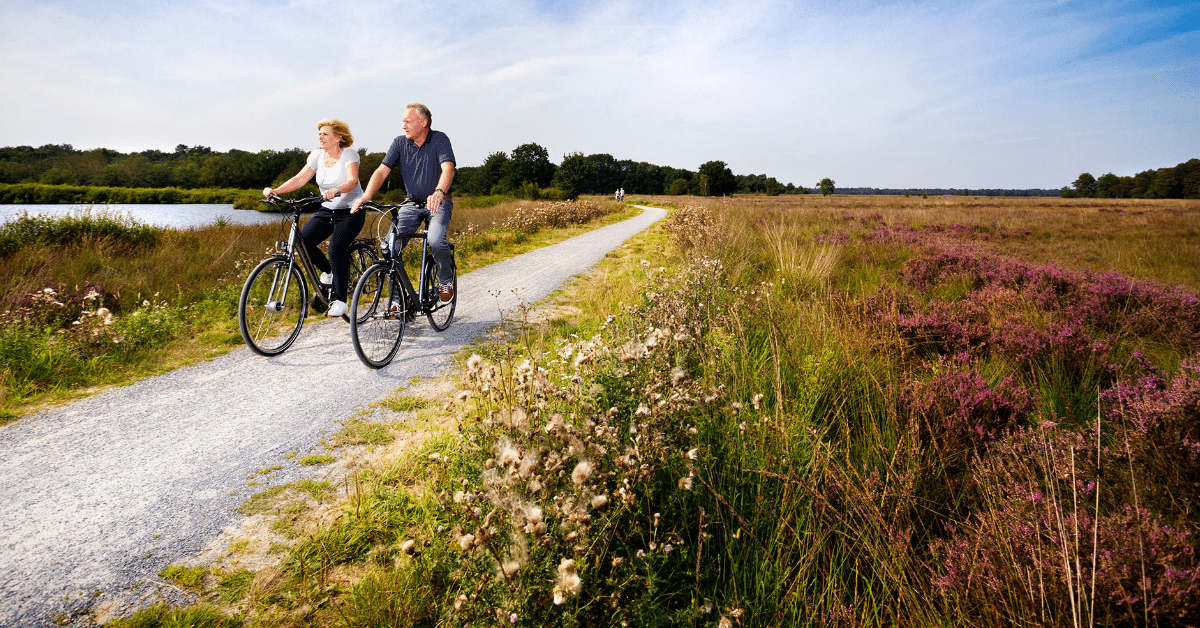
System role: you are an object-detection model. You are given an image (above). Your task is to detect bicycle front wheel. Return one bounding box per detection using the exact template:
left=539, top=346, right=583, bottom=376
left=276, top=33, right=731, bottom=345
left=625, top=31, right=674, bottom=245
left=239, top=257, right=308, bottom=356
left=424, top=250, right=457, bottom=331
left=350, top=263, right=406, bottom=368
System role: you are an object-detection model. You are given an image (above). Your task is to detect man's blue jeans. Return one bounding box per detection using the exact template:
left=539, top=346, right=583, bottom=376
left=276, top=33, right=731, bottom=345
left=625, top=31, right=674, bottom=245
left=392, top=198, right=454, bottom=284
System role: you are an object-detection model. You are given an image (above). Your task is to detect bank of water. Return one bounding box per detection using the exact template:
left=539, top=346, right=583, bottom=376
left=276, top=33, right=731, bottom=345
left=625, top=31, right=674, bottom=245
left=0, top=204, right=279, bottom=229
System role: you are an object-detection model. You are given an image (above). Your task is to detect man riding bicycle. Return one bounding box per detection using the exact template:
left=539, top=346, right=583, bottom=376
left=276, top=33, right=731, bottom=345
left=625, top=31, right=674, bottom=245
left=352, top=103, right=456, bottom=302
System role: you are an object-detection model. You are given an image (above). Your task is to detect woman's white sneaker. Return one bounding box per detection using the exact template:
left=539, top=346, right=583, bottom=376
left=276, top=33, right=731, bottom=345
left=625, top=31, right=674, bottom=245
left=326, top=300, right=348, bottom=317
left=320, top=272, right=333, bottom=285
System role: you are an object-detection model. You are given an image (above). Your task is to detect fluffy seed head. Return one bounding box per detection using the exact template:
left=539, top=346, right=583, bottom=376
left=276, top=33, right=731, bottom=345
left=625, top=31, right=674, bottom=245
left=466, top=354, right=483, bottom=372
left=571, top=461, right=593, bottom=485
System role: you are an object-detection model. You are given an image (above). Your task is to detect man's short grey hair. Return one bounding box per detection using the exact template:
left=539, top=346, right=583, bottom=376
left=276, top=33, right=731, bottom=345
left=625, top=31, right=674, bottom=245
left=407, top=103, right=432, bottom=127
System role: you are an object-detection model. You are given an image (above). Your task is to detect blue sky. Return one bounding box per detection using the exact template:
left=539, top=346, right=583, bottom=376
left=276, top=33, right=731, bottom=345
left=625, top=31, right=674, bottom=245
left=0, top=0, right=1195, bottom=189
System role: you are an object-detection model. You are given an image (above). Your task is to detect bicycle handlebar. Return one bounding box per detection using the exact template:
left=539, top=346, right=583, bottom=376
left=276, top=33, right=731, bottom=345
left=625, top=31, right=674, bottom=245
left=259, top=194, right=323, bottom=205
left=259, top=195, right=327, bottom=216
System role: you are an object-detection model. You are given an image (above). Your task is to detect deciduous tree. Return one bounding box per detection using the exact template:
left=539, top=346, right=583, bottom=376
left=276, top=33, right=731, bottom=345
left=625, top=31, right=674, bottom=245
left=1072, top=172, right=1097, bottom=197
left=552, top=152, right=594, bottom=199
left=697, top=160, right=736, bottom=196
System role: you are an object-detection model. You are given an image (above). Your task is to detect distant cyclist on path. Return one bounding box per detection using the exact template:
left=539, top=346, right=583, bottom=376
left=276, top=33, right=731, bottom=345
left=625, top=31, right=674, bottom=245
left=353, top=103, right=457, bottom=302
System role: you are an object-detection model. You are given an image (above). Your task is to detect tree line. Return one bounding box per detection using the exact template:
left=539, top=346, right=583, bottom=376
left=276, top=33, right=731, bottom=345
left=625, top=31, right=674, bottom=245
left=0, top=143, right=806, bottom=200
left=11, top=142, right=1192, bottom=201
left=453, top=145, right=807, bottom=198
left=1064, top=158, right=1200, bottom=199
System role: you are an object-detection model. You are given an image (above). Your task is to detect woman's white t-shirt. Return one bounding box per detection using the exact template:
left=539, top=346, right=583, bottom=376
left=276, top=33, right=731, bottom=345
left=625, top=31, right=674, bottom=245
left=306, top=148, right=363, bottom=210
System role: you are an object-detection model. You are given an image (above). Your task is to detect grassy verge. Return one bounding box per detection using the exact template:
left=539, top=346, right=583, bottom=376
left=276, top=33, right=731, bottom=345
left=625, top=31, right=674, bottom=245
left=0, top=198, right=635, bottom=423
left=79, top=195, right=1200, bottom=626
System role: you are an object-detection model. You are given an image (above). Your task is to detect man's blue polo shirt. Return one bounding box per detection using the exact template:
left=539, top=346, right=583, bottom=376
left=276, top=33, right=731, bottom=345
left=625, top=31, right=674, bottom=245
left=381, top=130, right=456, bottom=202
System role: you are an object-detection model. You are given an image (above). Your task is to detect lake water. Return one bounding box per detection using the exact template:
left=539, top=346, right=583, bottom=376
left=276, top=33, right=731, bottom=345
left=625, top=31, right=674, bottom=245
left=0, top=204, right=281, bottom=229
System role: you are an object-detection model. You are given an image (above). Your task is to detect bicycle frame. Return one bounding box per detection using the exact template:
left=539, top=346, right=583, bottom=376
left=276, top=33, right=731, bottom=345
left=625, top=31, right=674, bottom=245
left=268, top=196, right=332, bottom=310
left=383, top=230, right=430, bottom=311
left=369, top=203, right=448, bottom=315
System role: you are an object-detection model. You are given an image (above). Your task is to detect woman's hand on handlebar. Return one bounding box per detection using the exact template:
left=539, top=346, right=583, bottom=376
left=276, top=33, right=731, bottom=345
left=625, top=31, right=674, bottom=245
left=262, top=187, right=274, bottom=197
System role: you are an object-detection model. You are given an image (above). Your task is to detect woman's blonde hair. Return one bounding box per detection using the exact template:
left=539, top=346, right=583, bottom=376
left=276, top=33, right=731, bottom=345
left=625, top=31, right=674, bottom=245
left=317, top=118, right=354, bottom=148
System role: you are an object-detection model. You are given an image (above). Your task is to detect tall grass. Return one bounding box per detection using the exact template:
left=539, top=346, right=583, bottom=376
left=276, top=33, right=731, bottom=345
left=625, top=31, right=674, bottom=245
left=92, top=196, right=1200, bottom=626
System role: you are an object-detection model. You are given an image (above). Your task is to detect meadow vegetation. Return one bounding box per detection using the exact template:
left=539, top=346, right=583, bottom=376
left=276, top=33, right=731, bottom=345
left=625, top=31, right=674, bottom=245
left=12, top=193, right=1199, bottom=626
left=100, top=194, right=1200, bottom=627
left=0, top=197, right=630, bottom=422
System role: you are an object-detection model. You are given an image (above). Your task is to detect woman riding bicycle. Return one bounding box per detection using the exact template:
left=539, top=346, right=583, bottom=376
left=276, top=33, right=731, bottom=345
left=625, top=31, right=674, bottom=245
left=263, top=118, right=364, bottom=318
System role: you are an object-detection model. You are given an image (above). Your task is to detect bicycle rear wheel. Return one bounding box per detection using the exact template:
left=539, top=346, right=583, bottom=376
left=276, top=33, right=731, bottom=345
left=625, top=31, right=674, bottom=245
left=239, top=257, right=307, bottom=356
left=341, top=240, right=379, bottom=321
left=350, top=263, right=406, bottom=368
left=423, top=248, right=457, bottom=331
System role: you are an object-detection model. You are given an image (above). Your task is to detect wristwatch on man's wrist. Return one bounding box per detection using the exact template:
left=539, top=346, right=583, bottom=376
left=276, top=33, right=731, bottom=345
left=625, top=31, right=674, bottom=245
left=435, top=188, right=446, bottom=195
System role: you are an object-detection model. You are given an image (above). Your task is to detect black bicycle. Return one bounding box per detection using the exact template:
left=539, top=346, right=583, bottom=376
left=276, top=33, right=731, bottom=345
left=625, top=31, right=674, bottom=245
left=237, top=195, right=377, bottom=356
left=348, top=201, right=458, bottom=368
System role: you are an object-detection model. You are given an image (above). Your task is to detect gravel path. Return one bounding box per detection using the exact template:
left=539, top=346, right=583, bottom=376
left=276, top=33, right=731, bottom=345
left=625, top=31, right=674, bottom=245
left=0, top=206, right=666, bottom=627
